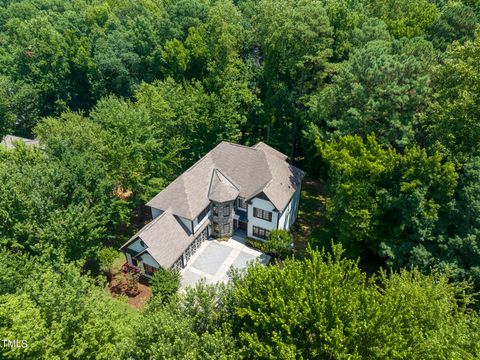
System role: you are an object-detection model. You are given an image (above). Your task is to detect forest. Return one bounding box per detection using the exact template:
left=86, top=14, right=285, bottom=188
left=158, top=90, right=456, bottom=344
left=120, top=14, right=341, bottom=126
left=0, top=0, right=480, bottom=358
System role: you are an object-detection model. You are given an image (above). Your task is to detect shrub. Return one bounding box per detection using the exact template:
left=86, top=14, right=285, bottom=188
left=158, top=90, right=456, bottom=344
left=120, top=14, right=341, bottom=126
left=245, top=237, right=269, bottom=252
left=97, top=247, right=121, bottom=275
left=266, top=230, right=292, bottom=258
left=150, top=268, right=181, bottom=303
left=126, top=271, right=140, bottom=297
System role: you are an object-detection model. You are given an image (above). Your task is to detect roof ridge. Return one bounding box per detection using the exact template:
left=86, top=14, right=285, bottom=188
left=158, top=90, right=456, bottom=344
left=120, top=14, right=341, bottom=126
left=243, top=150, right=274, bottom=200
left=182, top=141, right=255, bottom=176
left=219, top=140, right=258, bottom=151
left=182, top=152, right=212, bottom=174
left=214, top=167, right=240, bottom=191
left=143, top=208, right=171, bottom=232
left=179, top=175, right=194, bottom=218
left=261, top=147, right=274, bottom=182
left=120, top=208, right=171, bottom=249
left=207, top=168, right=217, bottom=197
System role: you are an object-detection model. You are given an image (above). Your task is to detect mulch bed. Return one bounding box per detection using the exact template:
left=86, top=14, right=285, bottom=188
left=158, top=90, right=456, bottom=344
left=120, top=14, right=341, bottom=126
left=109, top=273, right=152, bottom=309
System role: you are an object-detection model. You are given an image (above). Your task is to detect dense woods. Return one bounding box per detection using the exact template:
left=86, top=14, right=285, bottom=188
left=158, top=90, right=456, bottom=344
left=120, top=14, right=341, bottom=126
left=1, top=0, right=480, bottom=358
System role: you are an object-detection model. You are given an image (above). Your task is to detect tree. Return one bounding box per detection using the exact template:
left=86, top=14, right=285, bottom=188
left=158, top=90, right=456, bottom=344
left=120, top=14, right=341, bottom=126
left=155, top=0, right=258, bottom=151
left=0, top=259, right=138, bottom=359
left=318, top=135, right=457, bottom=263
left=309, top=37, right=434, bottom=148
left=0, top=142, right=111, bottom=261
left=422, top=30, right=480, bottom=163
left=0, top=76, right=39, bottom=137
left=0, top=249, right=35, bottom=295
left=266, top=229, right=292, bottom=258
left=0, top=293, right=49, bottom=359
left=96, top=247, right=120, bottom=279
left=136, top=78, right=244, bottom=164
left=428, top=1, right=478, bottom=51
left=243, top=0, right=333, bottom=157
left=127, top=282, right=238, bottom=360
left=229, top=246, right=480, bottom=359
left=367, top=0, right=440, bottom=38
left=150, top=268, right=181, bottom=303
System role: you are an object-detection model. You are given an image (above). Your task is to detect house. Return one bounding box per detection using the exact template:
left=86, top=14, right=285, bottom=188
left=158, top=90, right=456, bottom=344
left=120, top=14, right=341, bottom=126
left=120, top=141, right=305, bottom=276
left=0, top=135, right=40, bottom=149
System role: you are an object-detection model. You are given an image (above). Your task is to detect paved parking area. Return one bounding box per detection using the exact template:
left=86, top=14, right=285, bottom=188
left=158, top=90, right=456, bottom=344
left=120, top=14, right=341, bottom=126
left=180, top=232, right=270, bottom=289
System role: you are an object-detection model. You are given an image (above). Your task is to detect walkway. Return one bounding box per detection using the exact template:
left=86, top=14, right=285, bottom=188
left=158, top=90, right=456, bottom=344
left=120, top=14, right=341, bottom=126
left=180, top=231, right=270, bottom=289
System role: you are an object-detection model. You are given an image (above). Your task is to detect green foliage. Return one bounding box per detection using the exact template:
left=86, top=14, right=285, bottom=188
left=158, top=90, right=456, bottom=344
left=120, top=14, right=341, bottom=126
left=0, top=249, right=35, bottom=295
left=319, top=135, right=456, bottom=257
left=0, top=76, right=39, bottom=137
left=127, top=282, right=238, bottom=360
left=428, top=1, right=478, bottom=51
left=150, top=267, right=181, bottom=303
left=317, top=134, right=480, bottom=286
left=367, top=0, right=440, bottom=38
left=229, top=246, right=480, bottom=359
left=0, top=143, right=110, bottom=261
left=96, top=247, right=120, bottom=274
left=245, top=237, right=269, bottom=253
left=1, top=0, right=480, bottom=357
left=266, top=229, right=292, bottom=258
left=136, top=78, right=247, bottom=165
left=0, top=257, right=138, bottom=359
left=0, top=0, right=166, bottom=128
left=243, top=0, right=333, bottom=154
left=310, top=37, right=434, bottom=148
left=423, top=30, right=480, bottom=163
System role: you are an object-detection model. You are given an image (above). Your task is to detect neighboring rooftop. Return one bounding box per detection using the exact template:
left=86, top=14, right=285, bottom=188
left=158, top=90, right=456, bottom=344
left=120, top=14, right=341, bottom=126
left=147, top=141, right=305, bottom=220
left=0, top=135, right=40, bottom=149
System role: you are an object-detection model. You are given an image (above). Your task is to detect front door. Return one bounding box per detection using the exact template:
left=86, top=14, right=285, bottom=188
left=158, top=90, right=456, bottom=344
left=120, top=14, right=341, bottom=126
left=239, top=221, right=248, bottom=230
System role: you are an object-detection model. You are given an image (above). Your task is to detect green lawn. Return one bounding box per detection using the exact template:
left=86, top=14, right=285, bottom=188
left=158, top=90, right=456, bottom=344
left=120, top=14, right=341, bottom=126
left=111, top=250, right=127, bottom=273
left=292, top=178, right=326, bottom=254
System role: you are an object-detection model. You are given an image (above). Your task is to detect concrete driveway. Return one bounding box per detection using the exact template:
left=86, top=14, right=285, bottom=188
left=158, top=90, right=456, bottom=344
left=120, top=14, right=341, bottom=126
left=180, top=231, right=270, bottom=289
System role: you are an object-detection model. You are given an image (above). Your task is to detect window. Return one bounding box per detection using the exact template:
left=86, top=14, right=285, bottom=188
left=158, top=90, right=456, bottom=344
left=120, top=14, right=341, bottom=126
left=253, top=207, right=272, bottom=222
left=213, top=205, right=219, bottom=216
left=223, top=223, right=230, bottom=234
left=143, top=263, right=157, bottom=276
left=223, top=205, right=230, bottom=217
left=253, top=226, right=270, bottom=240
left=197, top=205, right=210, bottom=223
left=172, top=257, right=183, bottom=272
left=139, top=240, right=146, bottom=248
left=237, top=197, right=247, bottom=210
left=213, top=222, right=220, bottom=233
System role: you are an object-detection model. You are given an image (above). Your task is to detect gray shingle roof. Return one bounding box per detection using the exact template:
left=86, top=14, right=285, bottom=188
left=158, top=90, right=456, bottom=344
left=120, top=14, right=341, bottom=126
left=208, top=169, right=239, bottom=203
left=147, top=141, right=305, bottom=219
left=123, top=209, right=201, bottom=268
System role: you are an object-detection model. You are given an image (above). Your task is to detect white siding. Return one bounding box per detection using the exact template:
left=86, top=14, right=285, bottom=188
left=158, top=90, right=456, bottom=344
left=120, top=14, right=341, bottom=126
left=278, top=202, right=290, bottom=230
left=193, top=210, right=211, bottom=233
left=278, top=186, right=301, bottom=231
left=151, top=207, right=163, bottom=219
left=291, top=185, right=301, bottom=224
left=247, top=197, right=278, bottom=239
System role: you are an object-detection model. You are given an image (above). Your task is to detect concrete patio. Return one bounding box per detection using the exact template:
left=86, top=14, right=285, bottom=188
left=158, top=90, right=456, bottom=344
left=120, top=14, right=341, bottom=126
left=180, top=231, right=270, bottom=289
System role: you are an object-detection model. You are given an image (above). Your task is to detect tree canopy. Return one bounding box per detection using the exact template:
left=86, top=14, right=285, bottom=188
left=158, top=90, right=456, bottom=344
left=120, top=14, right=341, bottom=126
left=1, top=0, right=480, bottom=358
